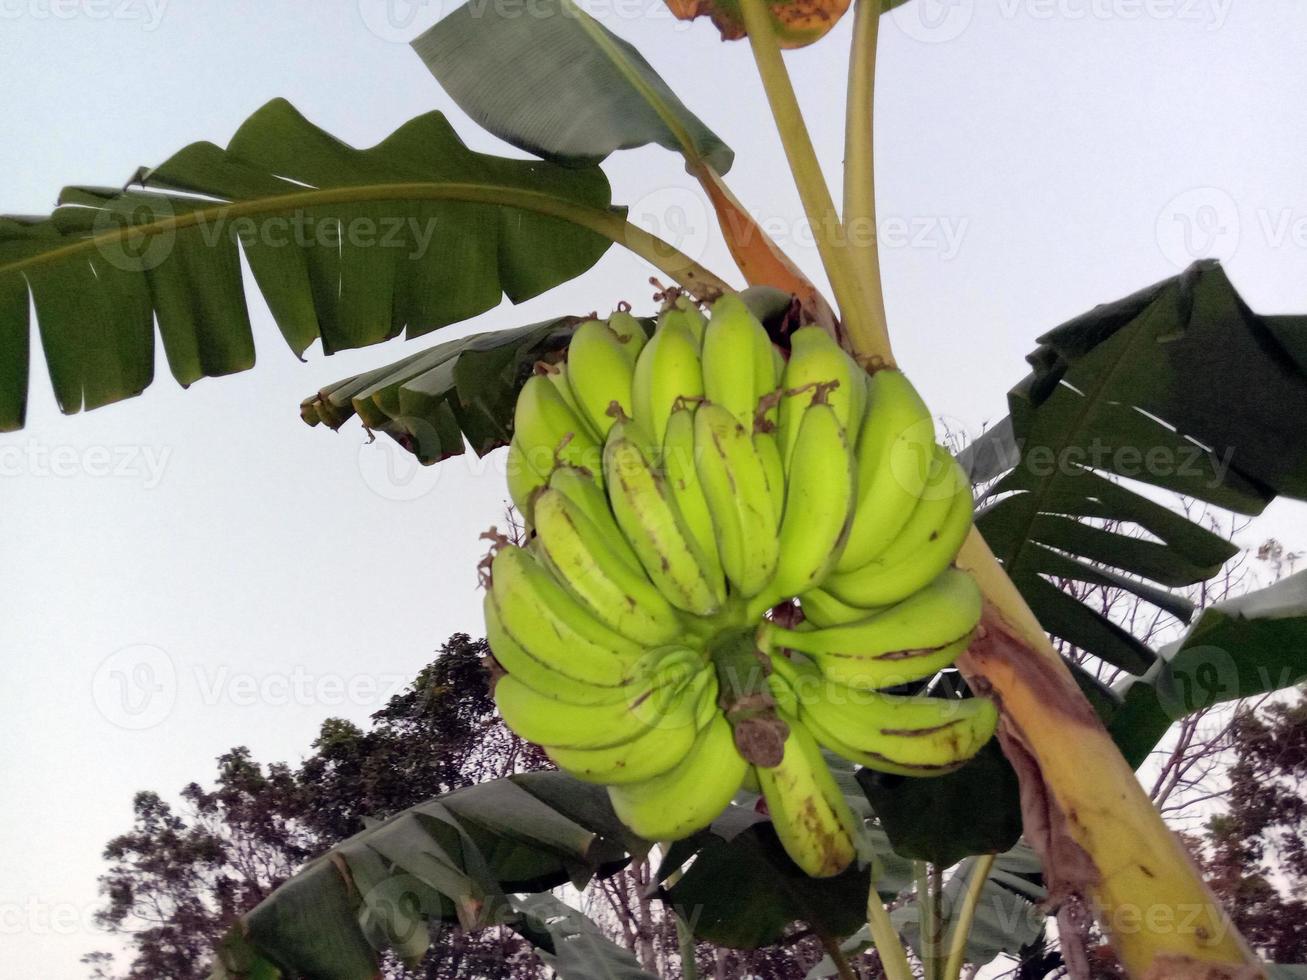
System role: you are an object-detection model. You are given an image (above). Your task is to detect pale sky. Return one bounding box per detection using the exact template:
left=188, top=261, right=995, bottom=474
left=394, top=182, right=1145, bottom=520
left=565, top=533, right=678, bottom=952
left=3, top=1, right=1307, bottom=977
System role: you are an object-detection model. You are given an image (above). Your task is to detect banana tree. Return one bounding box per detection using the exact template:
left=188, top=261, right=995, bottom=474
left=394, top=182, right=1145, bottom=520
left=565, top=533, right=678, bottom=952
left=3, top=1, right=1307, bottom=977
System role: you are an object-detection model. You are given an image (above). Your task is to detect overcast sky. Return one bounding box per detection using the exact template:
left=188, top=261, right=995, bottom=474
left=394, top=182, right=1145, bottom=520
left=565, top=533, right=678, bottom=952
left=2, top=1, right=1307, bottom=976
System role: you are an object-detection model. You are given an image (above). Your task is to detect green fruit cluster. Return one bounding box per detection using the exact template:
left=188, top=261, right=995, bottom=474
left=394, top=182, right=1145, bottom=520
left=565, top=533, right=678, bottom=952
left=487, top=295, right=996, bottom=878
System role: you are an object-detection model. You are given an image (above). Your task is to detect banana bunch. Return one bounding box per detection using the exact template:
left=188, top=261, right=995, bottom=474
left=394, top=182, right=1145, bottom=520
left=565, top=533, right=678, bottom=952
left=488, top=295, right=996, bottom=878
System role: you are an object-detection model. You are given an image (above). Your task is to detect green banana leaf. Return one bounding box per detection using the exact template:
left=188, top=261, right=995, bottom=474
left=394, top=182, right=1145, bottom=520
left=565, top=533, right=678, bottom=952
left=300, top=316, right=584, bottom=463
left=1110, top=568, right=1307, bottom=768
left=0, top=98, right=616, bottom=432
left=207, top=771, right=639, bottom=980
left=968, top=261, right=1307, bottom=675
left=413, top=0, right=732, bottom=173
left=514, top=894, right=660, bottom=980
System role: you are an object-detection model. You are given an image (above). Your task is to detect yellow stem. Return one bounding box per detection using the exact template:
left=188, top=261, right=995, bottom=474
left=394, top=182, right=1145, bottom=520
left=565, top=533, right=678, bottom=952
left=737, top=0, right=883, bottom=355
left=867, top=863, right=914, bottom=980
left=843, top=0, right=890, bottom=346
left=941, top=854, right=995, bottom=980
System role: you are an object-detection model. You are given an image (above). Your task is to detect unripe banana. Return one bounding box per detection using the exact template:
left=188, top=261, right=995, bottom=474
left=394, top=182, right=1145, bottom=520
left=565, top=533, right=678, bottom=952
left=752, top=426, right=786, bottom=529
left=605, top=421, right=725, bottom=616
left=694, top=403, right=779, bottom=597
left=764, top=401, right=855, bottom=605
left=836, top=370, right=936, bottom=573
left=533, top=487, right=683, bottom=646
left=756, top=716, right=860, bottom=877
left=761, top=568, right=981, bottom=691
left=494, top=651, right=700, bottom=750
left=770, top=656, right=998, bottom=775
left=538, top=361, right=597, bottom=437
left=491, top=545, right=645, bottom=686
left=546, top=668, right=716, bottom=785
left=777, top=327, right=866, bottom=466
left=607, top=309, right=649, bottom=364
left=514, top=375, right=605, bottom=484
left=663, top=405, right=724, bottom=586
left=701, top=295, right=772, bottom=425
left=824, top=447, right=973, bottom=608
left=484, top=594, right=634, bottom=706
left=505, top=436, right=547, bottom=524
left=631, top=319, right=703, bottom=449
left=798, top=587, right=881, bottom=628
left=546, top=465, right=643, bottom=574
left=567, top=319, right=637, bottom=439
left=607, top=714, right=747, bottom=840
left=659, top=297, right=706, bottom=346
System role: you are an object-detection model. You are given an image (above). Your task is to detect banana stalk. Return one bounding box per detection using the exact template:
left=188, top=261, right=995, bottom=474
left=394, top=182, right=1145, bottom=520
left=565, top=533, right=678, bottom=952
left=955, top=533, right=1258, bottom=978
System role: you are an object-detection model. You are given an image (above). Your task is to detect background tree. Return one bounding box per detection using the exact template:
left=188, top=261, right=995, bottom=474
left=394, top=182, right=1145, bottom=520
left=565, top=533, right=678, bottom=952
left=1202, top=692, right=1307, bottom=963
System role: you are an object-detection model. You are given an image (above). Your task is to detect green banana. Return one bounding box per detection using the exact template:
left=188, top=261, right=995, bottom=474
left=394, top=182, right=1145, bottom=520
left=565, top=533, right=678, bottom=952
left=607, top=714, right=747, bottom=840
left=484, top=594, right=634, bottom=706
left=777, top=327, right=867, bottom=466
left=605, top=421, right=725, bottom=615
left=659, top=297, right=706, bottom=346
left=755, top=716, right=860, bottom=877
left=701, top=295, right=771, bottom=425
left=836, top=369, right=936, bottom=573
left=607, top=309, right=649, bottom=364
left=798, top=587, right=881, bottom=628
left=532, top=487, right=683, bottom=646
left=770, top=656, right=998, bottom=775
left=694, top=402, right=779, bottom=597
left=761, top=568, right=982, bottom=691
left=493, top=650, right=701, bottom=750
left=824, top=446, right=973, bottom=607
left=567, top=319, right=637, bottom=439
left=662, top=404, right=724, bottom=586
left=546, top=465, right=636, bottom=569
left=753, top=426, right=786, bottom=529
left=491, top=545, right=645, bottom=687
left=514, top=374, right=605, bottom=484
left=631, top=319, right=703, bottom=449
left=546, top=669, right=717, bottom=784
left=765, top=400, right=854, bottom=603
left=505, top=436, right=547, bottom=524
